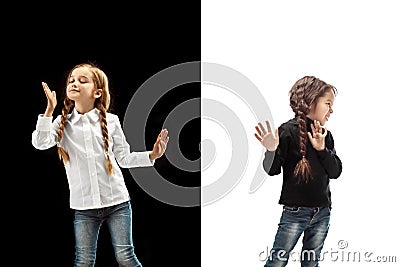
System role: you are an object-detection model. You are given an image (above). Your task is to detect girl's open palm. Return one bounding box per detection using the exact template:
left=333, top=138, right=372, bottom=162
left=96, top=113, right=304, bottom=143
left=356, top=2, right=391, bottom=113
left=307, top=120, right=327, bottom=151
left=42, top=82, right=57, bottom=114
left=254, top=120, right=279, bottom=151
left=151, top=129, right=169, bottom=159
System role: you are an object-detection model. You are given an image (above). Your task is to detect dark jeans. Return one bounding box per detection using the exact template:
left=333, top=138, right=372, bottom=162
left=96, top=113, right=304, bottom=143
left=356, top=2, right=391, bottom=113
left=264, top=206, right=331, bottom=267
left=73, top=201, right=142, bottom=267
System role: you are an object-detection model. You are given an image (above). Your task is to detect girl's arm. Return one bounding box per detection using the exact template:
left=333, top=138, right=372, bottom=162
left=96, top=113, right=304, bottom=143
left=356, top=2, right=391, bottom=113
left=317, top=132, right=342, bottom=179
left=264, top=126, right=289, bottom=176
left=31, top=82, right=59, bottom=150
left=111, top=114, right=156, bottom=168
left=254, top=121, right=288, bottom=176
left=31, top=115, right=60, bottom=150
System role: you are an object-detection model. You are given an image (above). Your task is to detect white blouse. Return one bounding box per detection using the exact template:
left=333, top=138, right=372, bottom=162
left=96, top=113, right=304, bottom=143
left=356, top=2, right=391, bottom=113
left=32, top=108, right=154, bottom=210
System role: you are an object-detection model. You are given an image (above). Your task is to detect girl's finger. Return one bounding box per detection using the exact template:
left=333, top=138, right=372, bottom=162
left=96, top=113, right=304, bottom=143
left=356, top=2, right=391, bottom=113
left=315, top=120, right=322, bottom=133
left=310, top=123, right=316, bottom=136
left=254, top=133, right=262, bottom=142
left=258, top=122, right=267, bottom=135
left=313, top=120, right=319, bottom=132
left=265, top=120, right=272, bottom=133
left=307, top=131, right=313, bottom=141
left=42, top=82, right=50, bottom=92
left=322, top=127, right=328, bottom=137
left=255, top=125, right=262, bottom=137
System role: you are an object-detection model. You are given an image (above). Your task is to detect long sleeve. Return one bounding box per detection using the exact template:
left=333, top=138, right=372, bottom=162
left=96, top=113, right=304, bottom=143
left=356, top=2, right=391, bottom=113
left=111, top=114, right=155, bottom=168
left=31, top=115, right=59, bottom=150
left=263, top=125, right=290, bottom=176
left=316, top=131, right=342, bottom=179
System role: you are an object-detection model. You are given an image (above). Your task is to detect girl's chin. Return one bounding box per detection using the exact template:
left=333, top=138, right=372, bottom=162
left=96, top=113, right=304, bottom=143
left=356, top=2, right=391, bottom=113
left=67, top=95, right=77, bottom=100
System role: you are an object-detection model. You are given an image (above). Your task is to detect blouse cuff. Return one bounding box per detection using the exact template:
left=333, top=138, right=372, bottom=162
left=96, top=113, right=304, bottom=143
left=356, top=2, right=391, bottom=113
left=136, top=151, right=155, bottom=166
left=36, top=114, right=53, bottom=131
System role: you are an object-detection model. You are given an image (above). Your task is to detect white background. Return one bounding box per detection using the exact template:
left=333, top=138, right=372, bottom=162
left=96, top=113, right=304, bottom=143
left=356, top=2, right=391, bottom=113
left=201, top=1, right=400, bottom=266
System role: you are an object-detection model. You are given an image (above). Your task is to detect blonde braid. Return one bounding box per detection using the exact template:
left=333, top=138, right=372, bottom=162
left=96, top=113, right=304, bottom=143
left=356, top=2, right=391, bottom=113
left=98, top=103, right=113, bottom=175
left=57, top=98, right=73, bottom=164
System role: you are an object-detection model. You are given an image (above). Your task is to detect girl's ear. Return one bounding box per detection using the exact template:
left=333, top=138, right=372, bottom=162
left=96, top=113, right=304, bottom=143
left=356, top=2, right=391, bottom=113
left=94, top=89, right=103, bottom=98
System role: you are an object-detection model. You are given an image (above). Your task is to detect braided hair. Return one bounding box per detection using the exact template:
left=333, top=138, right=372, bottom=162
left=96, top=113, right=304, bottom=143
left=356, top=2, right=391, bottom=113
left=56, top=63, right=114, bottom=175
left=288, top=76, right=337, bottom=183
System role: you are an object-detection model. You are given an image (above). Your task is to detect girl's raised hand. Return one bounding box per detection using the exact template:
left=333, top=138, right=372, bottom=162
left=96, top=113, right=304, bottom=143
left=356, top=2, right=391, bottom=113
left=254, top=120, right=279, bottom=151
left=307, top=120, right=327, bottom=151
left=42, top=82, right=57, bottom=116
left=150, top=129, right=169, bottom=160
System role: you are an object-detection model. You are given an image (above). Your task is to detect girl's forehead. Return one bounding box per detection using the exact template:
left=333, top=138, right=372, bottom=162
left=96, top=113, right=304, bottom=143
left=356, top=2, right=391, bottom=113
left=321, top=89, right=335, bottom=100
left=71, top=67, right=93, bottom=78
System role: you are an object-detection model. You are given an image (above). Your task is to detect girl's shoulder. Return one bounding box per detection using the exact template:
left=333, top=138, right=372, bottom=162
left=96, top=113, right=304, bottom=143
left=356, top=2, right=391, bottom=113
left=106, top=112, right=118, bottom=119
left=105, top=112, right=120, bottom=123
left=282, top=118, right=297, bottom=126
left=279, top=118, right=297, bottom=131
left=276, top=118, right=298, bottom=140
left=105, top=112, right=124, bottom=128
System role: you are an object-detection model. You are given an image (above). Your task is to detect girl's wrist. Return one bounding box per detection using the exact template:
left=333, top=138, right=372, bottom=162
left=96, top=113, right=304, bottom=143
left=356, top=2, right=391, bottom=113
left=44, top=109, right=54, bottom=117
left=149, top=151, right=157, bottom=161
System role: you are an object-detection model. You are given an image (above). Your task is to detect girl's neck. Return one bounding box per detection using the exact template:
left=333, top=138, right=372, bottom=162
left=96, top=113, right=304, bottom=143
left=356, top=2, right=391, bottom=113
left=75, top=102, right=95, bottom=114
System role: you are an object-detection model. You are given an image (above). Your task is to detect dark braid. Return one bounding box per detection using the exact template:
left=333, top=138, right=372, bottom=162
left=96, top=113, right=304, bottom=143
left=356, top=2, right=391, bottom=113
left=290, top=78, right=313, bottom=183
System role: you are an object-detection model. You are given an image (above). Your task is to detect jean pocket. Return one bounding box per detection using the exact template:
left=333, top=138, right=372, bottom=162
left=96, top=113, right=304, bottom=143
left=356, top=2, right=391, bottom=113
left=283, top=205, right=300, bottom=213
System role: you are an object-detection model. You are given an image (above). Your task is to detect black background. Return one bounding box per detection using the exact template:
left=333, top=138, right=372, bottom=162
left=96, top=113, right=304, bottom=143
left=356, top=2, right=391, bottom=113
left=6, top=1, right=200, bottom=266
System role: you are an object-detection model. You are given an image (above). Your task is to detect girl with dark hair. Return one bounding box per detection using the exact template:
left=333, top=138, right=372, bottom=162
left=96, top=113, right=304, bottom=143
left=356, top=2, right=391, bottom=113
left=254, top=76, right=343, bottom=266
left=32, top=63, right=169, bottom=266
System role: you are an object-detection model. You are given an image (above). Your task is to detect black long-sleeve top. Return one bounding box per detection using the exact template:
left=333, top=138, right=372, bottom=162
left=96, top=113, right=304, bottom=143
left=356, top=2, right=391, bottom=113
left=263, top=117, right=342, bottom=208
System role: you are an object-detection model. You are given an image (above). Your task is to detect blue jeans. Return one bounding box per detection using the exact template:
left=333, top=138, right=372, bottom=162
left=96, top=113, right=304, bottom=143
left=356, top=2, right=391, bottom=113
left=73, top=201, right=142, bottom=267
left=264, top=206, right=331, bottom=267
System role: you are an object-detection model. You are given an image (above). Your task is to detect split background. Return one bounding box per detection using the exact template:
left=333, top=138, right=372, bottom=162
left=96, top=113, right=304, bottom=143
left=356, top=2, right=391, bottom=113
left=5, top=0, right=400, bottom=266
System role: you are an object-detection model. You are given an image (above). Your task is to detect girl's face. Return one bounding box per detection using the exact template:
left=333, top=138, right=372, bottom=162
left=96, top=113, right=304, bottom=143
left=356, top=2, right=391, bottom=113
left=307, top=89, right=335, bottom=126
left=66, top=67, right=101, bottom=107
